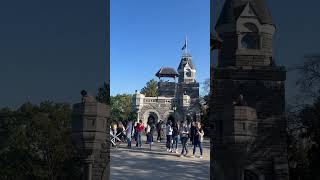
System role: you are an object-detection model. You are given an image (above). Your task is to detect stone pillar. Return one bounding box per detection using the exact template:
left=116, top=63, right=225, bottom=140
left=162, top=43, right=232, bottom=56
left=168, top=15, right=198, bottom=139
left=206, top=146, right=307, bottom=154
left=72, top=92, right=110, bottom=180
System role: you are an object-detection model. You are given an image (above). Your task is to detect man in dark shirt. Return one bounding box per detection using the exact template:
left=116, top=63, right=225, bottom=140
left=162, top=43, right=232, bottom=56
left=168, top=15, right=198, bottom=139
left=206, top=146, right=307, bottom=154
left=190, top=121, right=197, bottom=145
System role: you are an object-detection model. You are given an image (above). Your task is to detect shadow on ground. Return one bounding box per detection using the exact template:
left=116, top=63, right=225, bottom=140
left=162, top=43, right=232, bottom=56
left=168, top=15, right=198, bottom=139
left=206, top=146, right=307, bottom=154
left=110, top=141, right=210, bottom=180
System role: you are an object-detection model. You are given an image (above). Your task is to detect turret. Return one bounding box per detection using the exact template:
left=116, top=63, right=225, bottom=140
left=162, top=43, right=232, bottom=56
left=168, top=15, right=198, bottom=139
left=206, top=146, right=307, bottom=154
left=216, top=0, right=276, bottom=67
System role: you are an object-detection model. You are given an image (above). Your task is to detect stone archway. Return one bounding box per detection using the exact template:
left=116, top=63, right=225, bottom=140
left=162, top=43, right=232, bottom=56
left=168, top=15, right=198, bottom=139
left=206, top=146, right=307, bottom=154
left=142, top=110, right=161, bottom=126
left=163, top=110, right=174, bottom=123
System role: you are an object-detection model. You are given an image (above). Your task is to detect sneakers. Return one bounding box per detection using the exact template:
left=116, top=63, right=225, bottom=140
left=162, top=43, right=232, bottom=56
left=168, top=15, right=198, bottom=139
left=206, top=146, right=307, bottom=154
left=157, top=140, right=160, bottom=143
left=175, top=149, right=179, bottom=154
left=200, top=156, right=203, bottom=159
left=166, top=148, right=169, bottom=152
left=191, top=155, right=195, bottom=158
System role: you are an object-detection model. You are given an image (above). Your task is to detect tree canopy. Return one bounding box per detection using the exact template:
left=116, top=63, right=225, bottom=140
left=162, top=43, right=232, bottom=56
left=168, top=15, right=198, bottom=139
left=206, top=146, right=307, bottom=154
left=140, top=79, right=158, bottom=97
left=287, top=55, right=320, bottom=180
left=96, top=82, right=110, bottom=105
left=110, top=94, right=134, bottom=122
left=0, top=101, right=81, bottom=180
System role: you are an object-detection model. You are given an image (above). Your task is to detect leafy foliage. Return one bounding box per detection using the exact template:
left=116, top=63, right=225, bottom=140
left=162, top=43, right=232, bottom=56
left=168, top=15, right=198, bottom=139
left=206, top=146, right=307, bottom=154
left=140, top=79, right=158, bottom=97
left=0, top=101, right=81, bottom=180
left=96, top=82, right=110, bottom=105
left=110, top=94, right=134, bottom=122
left=288, top=55, right=320, bottom=180
left=295, top=55, right=320, bottom=99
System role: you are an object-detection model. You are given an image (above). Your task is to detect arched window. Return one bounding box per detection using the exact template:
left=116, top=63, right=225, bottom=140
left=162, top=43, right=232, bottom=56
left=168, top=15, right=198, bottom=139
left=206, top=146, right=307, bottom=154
left=241, top=23, right=260, bottom=49
left=186, top=69, right=192, bottom=77
left=244, top=23, right=259, bottom=33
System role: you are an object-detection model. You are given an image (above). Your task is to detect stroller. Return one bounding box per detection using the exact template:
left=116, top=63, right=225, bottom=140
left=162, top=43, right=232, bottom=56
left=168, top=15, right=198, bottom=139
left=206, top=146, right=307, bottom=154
left=110, top=126, right=126, bottom=148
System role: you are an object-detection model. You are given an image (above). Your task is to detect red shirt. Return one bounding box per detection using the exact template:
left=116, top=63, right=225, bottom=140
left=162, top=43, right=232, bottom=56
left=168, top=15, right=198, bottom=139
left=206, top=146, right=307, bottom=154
left=136, top=123, right=145, bottom=132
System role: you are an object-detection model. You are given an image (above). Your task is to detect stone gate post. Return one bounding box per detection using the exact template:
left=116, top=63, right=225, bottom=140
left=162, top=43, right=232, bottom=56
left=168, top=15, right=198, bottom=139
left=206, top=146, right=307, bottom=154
left=72, top=92, right=110, bottom=180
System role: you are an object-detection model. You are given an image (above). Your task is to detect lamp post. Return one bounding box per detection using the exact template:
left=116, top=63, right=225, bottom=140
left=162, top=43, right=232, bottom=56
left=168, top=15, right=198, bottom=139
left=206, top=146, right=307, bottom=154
left=172, top=105, right=177, bottom=125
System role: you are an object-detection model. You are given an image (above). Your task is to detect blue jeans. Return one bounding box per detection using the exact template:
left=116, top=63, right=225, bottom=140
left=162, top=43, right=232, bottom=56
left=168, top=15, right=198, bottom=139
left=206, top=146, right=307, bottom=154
left=193, top=139, right=203, bottom=156
left=136, top=132, right=142, bottom=147
left=180, top=136, right=188, bottom=155
left=127, top=134, right=132, bottom=147
left=172, top=135, right=179, bottom=149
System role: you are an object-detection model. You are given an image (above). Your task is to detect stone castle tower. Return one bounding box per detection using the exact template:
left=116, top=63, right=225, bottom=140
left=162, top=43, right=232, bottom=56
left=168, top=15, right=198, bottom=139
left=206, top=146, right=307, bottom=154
left=133, top=46, right=200, bottom=125
left=211, top=0, right=289, bottom=179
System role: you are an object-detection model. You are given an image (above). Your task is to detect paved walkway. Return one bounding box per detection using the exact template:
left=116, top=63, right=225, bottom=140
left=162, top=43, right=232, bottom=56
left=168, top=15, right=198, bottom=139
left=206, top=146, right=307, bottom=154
left=110, top=138, right=210, bottom=180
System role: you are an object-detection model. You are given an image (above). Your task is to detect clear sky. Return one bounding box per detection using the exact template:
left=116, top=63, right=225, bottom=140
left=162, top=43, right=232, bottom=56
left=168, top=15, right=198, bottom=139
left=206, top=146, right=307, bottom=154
left=0, top=0, right=107, bottom=108
left=111, top=0, right=320, bottom=102
left=1, top=0, right=320, bottom=108
left=110, top=0, right=210, bottom=96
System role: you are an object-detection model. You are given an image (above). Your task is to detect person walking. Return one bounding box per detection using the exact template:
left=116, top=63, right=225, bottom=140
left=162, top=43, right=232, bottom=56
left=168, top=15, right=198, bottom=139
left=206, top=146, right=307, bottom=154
left=191, top=122, right=204, bottom=158
left=117, top=122, right=125, bottom=142
left=146, top=124, right=152, bottom=150
left=135, top=120, right=144, bottom=148
left=111, top=122, right=118, bottom=147
left=126, top=120, right=133, bottom=148
left=160, top=120, right=166, bottom=142
left=150, top=123, right=155, bottom=144
left=156, top=120, right=162, bottom=142
left=179, top=121, right=190, bottom=157
left=166, top=121, right=173, bottom=152
left=190, top=121, right=197, bottom=145
left=172, top=121, right=180, bottom=153
left=133, top=122, right=138, bottom=143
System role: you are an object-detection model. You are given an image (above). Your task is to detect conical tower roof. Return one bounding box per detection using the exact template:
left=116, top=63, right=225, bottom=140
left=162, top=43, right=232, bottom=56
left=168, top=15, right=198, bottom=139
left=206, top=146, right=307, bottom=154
left=177, top=55, right=195, bottom=71
left=216, top=0, right=273, bottom=28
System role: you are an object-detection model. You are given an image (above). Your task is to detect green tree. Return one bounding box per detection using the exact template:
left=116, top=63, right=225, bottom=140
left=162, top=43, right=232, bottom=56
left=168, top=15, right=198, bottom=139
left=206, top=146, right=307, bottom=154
left=0, top=101, right=81, bottom=180
left=96, top=82, right=110, bottom=105
left=110, top=94, right=133, bottom=122
left=141, top=79, right=158, bottom=97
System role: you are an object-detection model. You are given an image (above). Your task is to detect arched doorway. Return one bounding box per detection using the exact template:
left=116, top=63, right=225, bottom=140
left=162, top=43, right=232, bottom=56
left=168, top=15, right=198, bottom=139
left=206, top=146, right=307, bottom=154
left=142, top=110, right=160, bottom=126
left=167, top=114, right=175, bottom=126
left=147, top=112, right=158, bottom=126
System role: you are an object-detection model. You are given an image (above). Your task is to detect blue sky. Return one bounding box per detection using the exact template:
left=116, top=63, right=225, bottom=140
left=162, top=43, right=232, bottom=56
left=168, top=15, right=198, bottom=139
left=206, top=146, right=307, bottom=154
left=1, top=0, right=320, bottom=108
left=111, top=0, right=320, bottom=101
left=110, top=0, right=210, bottom=96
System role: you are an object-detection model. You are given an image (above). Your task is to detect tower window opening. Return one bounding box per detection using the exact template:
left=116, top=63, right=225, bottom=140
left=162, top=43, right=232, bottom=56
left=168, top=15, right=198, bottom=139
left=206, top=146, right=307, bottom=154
left=241, top=33, right=260, bottom=49
left=241, top=23, right=260, bottom=49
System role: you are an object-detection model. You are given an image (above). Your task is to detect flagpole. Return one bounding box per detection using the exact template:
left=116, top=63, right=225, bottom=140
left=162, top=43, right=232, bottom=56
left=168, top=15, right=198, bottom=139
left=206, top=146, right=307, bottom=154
left=185, top=35, right=188, bottom=54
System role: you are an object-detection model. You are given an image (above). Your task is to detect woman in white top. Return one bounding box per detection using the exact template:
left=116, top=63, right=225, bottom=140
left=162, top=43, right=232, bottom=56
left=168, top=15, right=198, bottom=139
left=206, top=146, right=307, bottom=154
left=166, top=121, right=173, bottom=152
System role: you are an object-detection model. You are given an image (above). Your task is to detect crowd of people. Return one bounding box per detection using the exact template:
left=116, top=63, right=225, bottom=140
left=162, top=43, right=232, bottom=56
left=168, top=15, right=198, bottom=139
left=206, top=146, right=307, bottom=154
left=111, top=119, right=205, bottom=158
